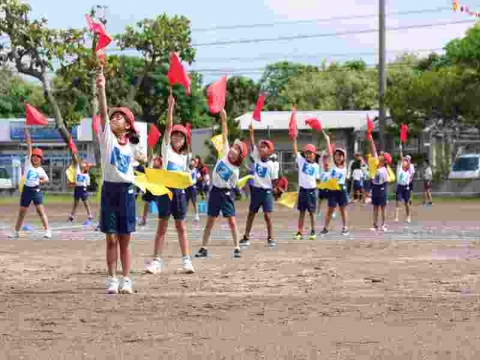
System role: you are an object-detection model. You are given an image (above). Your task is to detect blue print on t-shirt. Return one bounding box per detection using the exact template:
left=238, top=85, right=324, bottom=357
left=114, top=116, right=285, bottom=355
left=110, top=147, right=131, bottom=174
left=255, top=163, right=268, bottom=178
left=331, top=169, right=343, bottom=181
left=302, top=162, right=315, bottom=176
left=76, top=174, right=86, bottom=183
left=320, top=172, right=329, bottom=182
left=167, top=161, right=183, bottom=171
left=26, top=169, right=39, bottom=182
left=216, top=161, right=233, bottom=182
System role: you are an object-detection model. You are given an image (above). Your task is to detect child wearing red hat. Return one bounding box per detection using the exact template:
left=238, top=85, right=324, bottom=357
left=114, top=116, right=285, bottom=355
left=395, top=145, right=412, bottom=223
left=240, top=124, right=279, bottom=249
left=96, top=69, right=147, bottom=294
left=195, top=109, right=248, bottom=259
left=67, top=155, right=93, bottom=224
left=145, top=94, right=195, bottom=275
left=292, top=134, right=321, bottom=241
left=9, top=127, right=51, bottom=239
left=368, top=136, right=392, bottom=231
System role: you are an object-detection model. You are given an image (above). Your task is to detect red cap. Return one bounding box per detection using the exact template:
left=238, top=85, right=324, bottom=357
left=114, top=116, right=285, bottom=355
left=303, top=144, right=317, bottom=153
left=109, top=107, right=137, bottom=134
left=32, top=148, right=44, bottom=159
left=171, top=124, right=188, bottom=137
left=383, top=152, right=393, bottom=164
left=259, top=140, right=274, bottom=154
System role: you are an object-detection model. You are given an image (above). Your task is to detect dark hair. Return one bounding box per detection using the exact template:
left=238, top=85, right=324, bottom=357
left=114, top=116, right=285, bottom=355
left=128, top=132, right=140, bottom=145
left=425, top=159, right=430, bottom=165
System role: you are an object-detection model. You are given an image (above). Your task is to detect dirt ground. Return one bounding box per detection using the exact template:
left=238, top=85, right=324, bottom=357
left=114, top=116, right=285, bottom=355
left=2, top=200, right=480, bottom=359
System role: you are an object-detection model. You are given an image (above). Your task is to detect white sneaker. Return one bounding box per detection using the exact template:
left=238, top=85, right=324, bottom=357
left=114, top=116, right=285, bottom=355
left=193, top=214, right=200, bottom=222
left=381, top=225, right=388, bottom=232
left=119, top=277, right=133, bottom=294
left=394, top=217, right=399, bottom=223
left=44, top=229, right=52, bottom=239
left=106, top=277, right=119, bottom=294
left=406, top=216, right=411, bottom=223
left=145, top=258, right=163, bottom=274
left=8, top=231, right=19, bottom=239
left=182, top=257, right=195, bottom=274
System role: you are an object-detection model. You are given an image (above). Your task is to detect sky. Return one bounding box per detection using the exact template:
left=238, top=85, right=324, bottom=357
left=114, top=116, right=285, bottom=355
left=16, top=0, right=480, bottom=83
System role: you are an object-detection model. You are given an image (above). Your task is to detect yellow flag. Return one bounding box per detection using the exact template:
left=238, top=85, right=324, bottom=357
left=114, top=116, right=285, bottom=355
left=368, top=155, right=379, bottom=180
left=387, top=165, right=396, bottom=183
left=237, top=175, right=254, bottom=188
left=211, top=134, right=225, bottom=158
left=19, top=176, right=25, bottom=193
left=277, top=192, right=298, bottom=209
left=145, top=168, right=193, bottom=190
left=318, top=178, right=341, bottom=191
left=453, top=0, right=459, bottom=11
left=65, top=164, right=76, bottom=184
left=134, top=172, right=148, bottom=192
left=134, top=171, right=173, bottom=199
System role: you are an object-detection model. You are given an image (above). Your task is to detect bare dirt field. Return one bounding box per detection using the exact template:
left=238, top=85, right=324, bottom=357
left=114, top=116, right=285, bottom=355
left=1, top=199, right=480, bottom=359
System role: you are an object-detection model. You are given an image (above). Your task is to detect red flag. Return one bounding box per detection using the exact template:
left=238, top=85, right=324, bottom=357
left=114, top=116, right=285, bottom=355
left=252, top=93, right=265, bottom=122
left=367, top=115, right=374, bottom=135
left=305, top=118, right=322, bottom=132
left=92, top=115, right=100, bottom=136
left=86, top=15, right=112, bottom=52
left=68, top=136, right=78, bottom=155
left=25, top=103, right=48, bottom=126
left=147, top=124, right=161, bottom=149
left=288, top=107, right=298, bottom=139
left=400, top=124, right=408, bottom=143
left=207, top=76, right=227, bottom=114
left=186, top=123, right=191, bottom=145
left=167, top=53, right=191, bottom=93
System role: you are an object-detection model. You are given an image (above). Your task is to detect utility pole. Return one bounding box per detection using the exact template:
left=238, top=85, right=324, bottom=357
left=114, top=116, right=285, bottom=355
left=379, top=0, right=387, bottom=150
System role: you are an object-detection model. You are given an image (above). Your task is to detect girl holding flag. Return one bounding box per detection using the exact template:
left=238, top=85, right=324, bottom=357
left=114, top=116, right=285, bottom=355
left=96, top=68, right=147, bottom=294
left=67, top=156, right=93, bottom=223
left=395, top=147, right=412, bottom=223
left=195, top=109, right=248, bottom=258
left=9, top=126, right=52, bottom=239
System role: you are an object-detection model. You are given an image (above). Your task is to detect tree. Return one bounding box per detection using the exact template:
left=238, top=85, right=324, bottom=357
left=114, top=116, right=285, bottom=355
left=445, top=23, right=480, bottom=71
left=0, top=0, right=88, bottom=140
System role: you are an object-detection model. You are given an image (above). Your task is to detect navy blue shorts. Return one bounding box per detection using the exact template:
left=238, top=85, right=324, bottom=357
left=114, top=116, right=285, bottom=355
left=396, top=184, right=411, bottom=203
left=364, top=180, right=372, bottom=193
left=372, top=183, right=388, bottom=207
left=141, top=190, right=156, bottom=203
left=249, top=186, right=274, bottom=213
left=74, top=186, right=88, bottom=201
left=327, top=189, right=348, bottom=208
left=185, top=186, right=197, bottom=205
left=208, top=186, right=235, bottom=218
left=297, top=187, right=317, bottom=213
left=100, top=182, right=136, bottom=235
left=318, top=189, right=329, bottom=200
left=353, top=180, right=363, bottom=191
left=20, top=186, right=43, bottom=207
left=156, top=188, right=187, bottom=221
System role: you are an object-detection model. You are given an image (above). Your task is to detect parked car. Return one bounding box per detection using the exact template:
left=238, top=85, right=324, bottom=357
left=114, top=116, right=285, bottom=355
left=449, top=154, right=480, bottom=179
left=0, top=167, right=14, bottom=195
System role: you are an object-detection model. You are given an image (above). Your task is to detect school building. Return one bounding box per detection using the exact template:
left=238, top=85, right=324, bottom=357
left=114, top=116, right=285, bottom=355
left=0, top=118, right=147, bottom=192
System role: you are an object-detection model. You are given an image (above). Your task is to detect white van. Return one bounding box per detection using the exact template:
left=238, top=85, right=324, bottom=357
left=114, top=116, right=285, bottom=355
left=0, top=167, right=14, bottom=195
left=449, top=154, right=480, bottom=179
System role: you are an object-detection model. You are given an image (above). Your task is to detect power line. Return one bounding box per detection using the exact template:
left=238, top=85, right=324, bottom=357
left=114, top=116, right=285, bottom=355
left=191, top=6, right=455, bottom=32
left=192, top=19, right=477, bottom=47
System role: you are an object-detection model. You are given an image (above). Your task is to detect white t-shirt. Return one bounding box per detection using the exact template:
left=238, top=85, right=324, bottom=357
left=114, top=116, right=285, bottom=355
left=424, top=167, right=432, bottom=181
left=319, top=168, right=331, bottom=184
left=408, top=163, right=415, bottom=183
left=396, top=164, right=411, bottom=186
left=211, top=141, right=240, bottom=189
left=190, top=168, right=200, bottom=185
left=24, top=161, right=48, bottom=188
left=75, top=164, right=90, bottom=187
left=352, top=168, right=363, bottom=182
left=100, top=122, right=140, bottom=183
left=372, top=166, right=388, bottom=185
left=162, top=137, right=187, bottom=172
left=296, top=154, right=320, bottom=189
left=330, top=165, right=347, bottom=186
left=251, top=146, right=278, bottom=189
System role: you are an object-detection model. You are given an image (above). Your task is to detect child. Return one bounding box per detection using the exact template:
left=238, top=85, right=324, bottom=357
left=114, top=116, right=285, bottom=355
left=138, top=154, right=162, bottom=226
left=240, top=124, right=278, bottom=248
left=195, top=109, right=248, bottom=259
left=317, top=152, right=331, bottom=218
left=67, top=157, right=93, bottom=223
left=368, top=136, right=392, bottom=231
left=395, top=147, right=412, bottom=223
left=361, top=158, right=371, bottom=204
left=320, top=133, right=349, bottom=235
left=145, top=94, right=195, bottom=275
left=292, top=136, right=320, bottom=240
left=351, top=162, right=364, bottom=203
left=273, top=171, right=288, bottom=201
left=186, top=155, right=200, bottom=222
left=96, top=68, right=147, bottom=294
left=9, top=127, right=51, bottom=239
left=423, top=159, right=433, bottom=205
left=195, top=156, right=210, bottom=201
left=406, top=155, right=415, bottom=205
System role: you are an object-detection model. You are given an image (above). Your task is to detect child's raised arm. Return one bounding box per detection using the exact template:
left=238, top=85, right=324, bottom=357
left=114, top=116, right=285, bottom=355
left=323, top=131, right=333, bottom=165
left=96, top=68, right=108, bottom=131
left=25, top=126, right=32, bottom=159
left=292, top=134, right=298, bottom=155
left=249, top=123, right=255, bottom=150
left=369, top=135, right=378, bottom=158
left=220, top=109, right=228, bottom=145
left=164, top=93, right=175, bottom=146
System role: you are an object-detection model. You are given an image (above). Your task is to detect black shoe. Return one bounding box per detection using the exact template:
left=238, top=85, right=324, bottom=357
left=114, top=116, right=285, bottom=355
left=239, top=237, right=250, bottom=247
left=320, top=228, right=329, bottom=235
left=195, top=247, right=209, bottom=258
left=233, top=248, right=241, bottom=258
left=267, top=238, right=277, bottom=248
